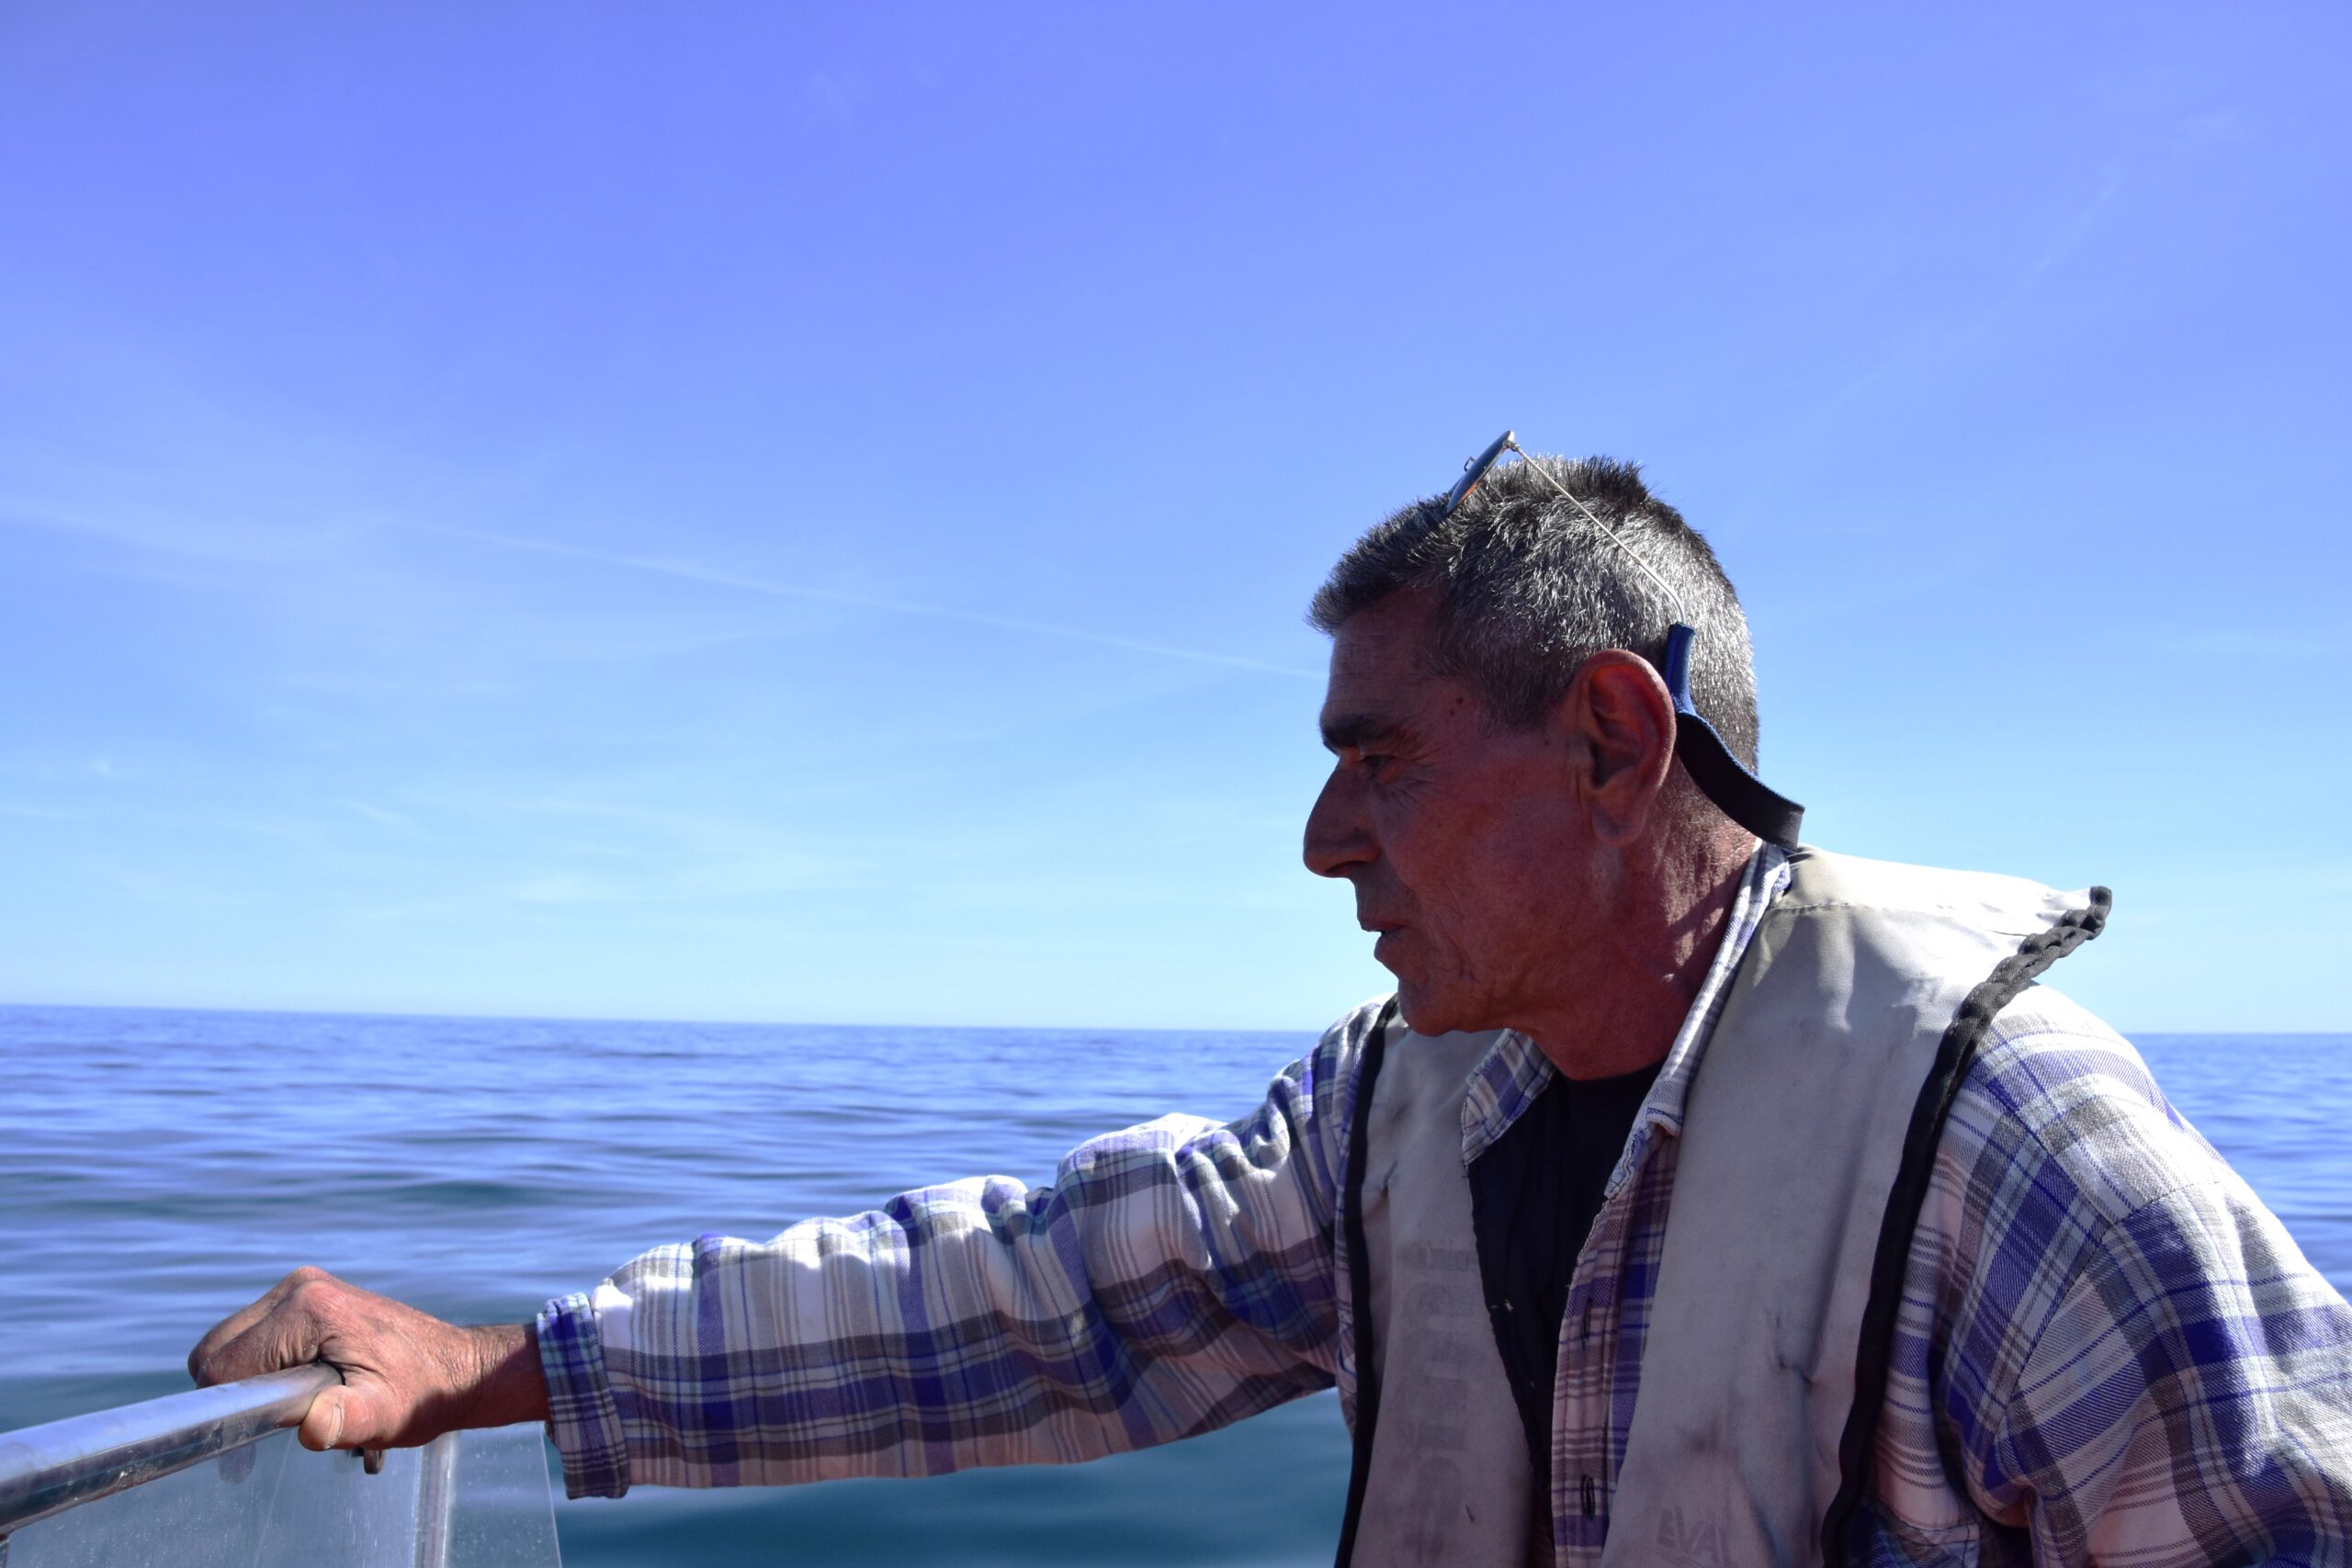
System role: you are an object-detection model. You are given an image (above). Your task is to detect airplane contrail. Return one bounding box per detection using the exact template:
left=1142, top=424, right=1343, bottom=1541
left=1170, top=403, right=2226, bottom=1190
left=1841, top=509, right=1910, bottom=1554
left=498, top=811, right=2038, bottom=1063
left=405, top=521, right=1322, bottom=680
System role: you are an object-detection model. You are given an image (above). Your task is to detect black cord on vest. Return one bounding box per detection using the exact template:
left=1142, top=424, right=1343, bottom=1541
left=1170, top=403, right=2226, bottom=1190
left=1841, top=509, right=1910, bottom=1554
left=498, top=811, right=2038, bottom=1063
left=1818, top=888, right=2111, bottom=1563
left=1331, top=998, right=1398, bottom=1568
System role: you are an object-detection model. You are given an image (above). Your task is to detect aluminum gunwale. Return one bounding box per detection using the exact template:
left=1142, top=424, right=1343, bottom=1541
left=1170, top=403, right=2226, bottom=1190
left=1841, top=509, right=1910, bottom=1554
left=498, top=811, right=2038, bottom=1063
left=0, top=1364, right=339, bottom=1536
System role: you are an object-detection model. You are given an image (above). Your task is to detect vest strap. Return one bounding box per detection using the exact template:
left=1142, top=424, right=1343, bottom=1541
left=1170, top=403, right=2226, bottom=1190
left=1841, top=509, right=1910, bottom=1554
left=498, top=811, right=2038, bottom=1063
left=1817, top=886, right=2111, bottom=1562
left=1333, top=998, right=1399, bottom=1568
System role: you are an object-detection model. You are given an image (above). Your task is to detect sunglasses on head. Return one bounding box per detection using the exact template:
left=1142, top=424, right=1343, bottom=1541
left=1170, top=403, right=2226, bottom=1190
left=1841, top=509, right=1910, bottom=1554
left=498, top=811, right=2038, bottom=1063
left=1435, top=431, right=1804, bottom=852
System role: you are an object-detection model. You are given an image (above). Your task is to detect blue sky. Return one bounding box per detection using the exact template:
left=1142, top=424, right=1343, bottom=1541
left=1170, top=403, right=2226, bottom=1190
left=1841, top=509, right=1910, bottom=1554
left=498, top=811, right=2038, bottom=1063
left=2, top=3, right=2345, bottom=1031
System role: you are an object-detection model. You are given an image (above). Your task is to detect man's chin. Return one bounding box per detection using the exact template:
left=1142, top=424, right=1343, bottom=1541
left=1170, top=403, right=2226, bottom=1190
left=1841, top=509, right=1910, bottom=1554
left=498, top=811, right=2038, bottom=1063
left=1392, top=982, right=1466, bottom=1040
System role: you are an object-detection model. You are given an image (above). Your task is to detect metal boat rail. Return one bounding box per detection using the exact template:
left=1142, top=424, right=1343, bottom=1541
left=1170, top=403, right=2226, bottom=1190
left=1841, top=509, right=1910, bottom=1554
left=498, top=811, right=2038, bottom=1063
left=0, top=1365, right=555, bottom=1568
left=0, top=1364, right=339, bottom=1542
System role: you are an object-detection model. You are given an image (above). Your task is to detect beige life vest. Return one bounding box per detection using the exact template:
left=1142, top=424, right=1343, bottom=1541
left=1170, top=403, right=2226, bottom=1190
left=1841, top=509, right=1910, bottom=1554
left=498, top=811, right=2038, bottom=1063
left=1335, top=848, right=2109, bottom=1567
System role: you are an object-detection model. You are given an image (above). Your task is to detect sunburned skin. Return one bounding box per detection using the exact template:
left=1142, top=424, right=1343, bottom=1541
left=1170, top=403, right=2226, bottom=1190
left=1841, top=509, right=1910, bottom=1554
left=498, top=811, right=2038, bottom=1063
left=1301, top=587, right=1750, bottom=1081
left=188, top=1267, right=548, bottom=1448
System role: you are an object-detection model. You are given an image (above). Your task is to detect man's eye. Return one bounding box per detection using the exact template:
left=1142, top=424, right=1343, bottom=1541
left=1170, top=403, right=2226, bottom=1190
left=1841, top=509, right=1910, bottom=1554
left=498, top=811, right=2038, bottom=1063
left=1359, top=752, right=1394, bottom=777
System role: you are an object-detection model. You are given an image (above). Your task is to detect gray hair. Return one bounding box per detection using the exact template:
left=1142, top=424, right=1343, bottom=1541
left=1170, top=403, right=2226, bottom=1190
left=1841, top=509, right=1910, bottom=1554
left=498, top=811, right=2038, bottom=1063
left=1306, top=453, right=1761, bottom=770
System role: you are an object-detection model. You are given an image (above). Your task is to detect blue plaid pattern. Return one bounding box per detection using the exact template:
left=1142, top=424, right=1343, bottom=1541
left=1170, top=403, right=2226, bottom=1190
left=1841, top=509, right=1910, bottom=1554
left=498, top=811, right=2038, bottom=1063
left=538, top=848, right=2352, bottom=1562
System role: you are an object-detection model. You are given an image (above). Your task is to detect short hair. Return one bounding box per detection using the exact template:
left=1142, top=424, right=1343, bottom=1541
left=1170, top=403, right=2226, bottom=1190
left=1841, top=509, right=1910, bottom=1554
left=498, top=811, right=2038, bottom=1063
left=1306, top=454, right=1761, bottom=770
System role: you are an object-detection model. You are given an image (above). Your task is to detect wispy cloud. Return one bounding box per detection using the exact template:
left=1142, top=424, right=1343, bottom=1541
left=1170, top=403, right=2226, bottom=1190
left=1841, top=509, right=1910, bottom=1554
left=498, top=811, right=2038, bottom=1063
left=1801, top=172, right=2129, bottom=433
left=344, top=799, right=428, bottom=834
left=802, top=67, right=870, bottom=130
left=504, top=872, right=621, bottom=906
left=1995, top=172, right=2126, bottom=307
left=0, top=751, right=135, bottom=786
left=405, top=520, right=1321, bottom=679
left=6, top=484, right=1323, bottom=682
left=2174, top=628, right=2350, bottom=658
left=92, top=862, right=243, bottom=910
left=0, top=474, right=369, bottom=567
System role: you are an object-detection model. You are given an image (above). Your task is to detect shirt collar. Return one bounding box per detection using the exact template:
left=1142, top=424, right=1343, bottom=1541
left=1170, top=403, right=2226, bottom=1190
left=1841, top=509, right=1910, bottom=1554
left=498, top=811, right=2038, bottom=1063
left=1457, top=842, right=1792, bottom=1172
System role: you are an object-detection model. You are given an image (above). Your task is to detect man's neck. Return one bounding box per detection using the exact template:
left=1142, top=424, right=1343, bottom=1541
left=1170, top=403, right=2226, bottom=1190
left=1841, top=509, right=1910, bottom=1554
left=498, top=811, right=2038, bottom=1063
left=1523, top=834, right=1753, bottom=1082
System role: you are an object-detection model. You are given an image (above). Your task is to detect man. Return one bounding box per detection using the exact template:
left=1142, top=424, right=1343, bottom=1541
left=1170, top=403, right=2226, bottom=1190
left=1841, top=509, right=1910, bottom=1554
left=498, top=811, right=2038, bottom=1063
left=191, top=442, right=2352, bottom=1565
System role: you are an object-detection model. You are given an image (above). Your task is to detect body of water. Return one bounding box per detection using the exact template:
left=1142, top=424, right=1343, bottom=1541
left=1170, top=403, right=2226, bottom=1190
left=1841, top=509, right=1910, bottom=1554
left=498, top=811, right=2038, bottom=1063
left=6, top=1004, right=2348, bottom=1565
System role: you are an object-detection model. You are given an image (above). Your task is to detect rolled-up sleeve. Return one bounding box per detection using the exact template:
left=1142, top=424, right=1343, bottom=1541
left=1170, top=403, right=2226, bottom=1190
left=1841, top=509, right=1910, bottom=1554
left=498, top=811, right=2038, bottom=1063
left=537, top=1006, right=1376, bottom=1499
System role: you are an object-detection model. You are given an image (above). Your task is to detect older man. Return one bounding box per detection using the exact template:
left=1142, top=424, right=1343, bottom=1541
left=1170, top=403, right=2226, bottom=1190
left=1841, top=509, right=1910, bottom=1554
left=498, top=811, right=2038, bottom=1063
left=192, top=442, right=2352, bottom=1565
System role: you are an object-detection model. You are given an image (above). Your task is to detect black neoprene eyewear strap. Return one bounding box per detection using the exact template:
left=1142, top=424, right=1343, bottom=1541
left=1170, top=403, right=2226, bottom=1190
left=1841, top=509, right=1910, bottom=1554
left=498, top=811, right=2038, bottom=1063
left=1437, top=432, right=1806, bottom=852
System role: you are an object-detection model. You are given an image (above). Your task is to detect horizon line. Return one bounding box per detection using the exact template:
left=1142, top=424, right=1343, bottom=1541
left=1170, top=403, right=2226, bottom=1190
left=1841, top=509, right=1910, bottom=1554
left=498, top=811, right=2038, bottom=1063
left=1, top=996, right=2342, bottom=1041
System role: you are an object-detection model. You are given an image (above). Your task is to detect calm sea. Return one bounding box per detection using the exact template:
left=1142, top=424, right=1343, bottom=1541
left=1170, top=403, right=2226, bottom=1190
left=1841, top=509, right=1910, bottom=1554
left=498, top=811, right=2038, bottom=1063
left=6, top=1005, right=2350, bottom=1565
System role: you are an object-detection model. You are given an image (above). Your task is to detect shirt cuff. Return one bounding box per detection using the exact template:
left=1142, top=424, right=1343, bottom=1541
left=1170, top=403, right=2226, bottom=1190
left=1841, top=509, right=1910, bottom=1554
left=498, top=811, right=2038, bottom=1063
left=536, top=1291, right=631, bottom=1499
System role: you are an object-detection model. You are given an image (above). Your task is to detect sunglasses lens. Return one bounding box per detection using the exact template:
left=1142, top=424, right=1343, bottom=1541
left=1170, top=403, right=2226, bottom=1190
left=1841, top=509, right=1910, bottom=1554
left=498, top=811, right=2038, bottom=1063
left=1441, top=431, right=1517, bottom=517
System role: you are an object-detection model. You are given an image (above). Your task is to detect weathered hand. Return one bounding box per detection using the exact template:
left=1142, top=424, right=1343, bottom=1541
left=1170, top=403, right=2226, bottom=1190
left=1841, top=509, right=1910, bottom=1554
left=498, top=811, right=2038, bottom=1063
left=187, top=1267, right=547, bottom=1451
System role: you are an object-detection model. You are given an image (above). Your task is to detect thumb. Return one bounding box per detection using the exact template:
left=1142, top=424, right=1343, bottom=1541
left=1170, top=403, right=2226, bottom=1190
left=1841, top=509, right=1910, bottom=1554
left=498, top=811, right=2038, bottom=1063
left=298, top=1384, right=350, bottom=1451
left=298, top=1383, right=395, bottom=1452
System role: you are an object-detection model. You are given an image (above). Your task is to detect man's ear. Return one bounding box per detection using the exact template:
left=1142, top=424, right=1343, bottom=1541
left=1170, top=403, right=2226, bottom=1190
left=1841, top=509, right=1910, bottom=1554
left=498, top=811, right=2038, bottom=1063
left=1559, top=650, right=1678, bottom=846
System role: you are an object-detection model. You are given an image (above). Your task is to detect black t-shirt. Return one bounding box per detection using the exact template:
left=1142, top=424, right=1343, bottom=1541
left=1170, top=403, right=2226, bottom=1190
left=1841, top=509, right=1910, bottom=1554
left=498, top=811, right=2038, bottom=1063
left=1465, top=1059, right=1663, bottom=1475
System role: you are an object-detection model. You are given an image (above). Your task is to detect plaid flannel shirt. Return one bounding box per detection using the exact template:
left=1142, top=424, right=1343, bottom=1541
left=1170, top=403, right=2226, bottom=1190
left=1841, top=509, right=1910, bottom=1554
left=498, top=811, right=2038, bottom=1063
left=537, top=848, right=2352, bottom=1563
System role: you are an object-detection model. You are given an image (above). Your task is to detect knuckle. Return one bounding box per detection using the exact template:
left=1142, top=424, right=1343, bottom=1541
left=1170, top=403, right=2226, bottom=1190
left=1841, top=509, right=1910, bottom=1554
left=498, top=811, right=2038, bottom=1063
left=287, top=1277, right=337, bottom=1314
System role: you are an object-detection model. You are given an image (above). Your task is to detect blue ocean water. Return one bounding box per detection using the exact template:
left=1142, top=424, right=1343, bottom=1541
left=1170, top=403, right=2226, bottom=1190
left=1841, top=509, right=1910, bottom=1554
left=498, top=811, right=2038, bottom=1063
left=5, top=1004, right=2349, bottom=1565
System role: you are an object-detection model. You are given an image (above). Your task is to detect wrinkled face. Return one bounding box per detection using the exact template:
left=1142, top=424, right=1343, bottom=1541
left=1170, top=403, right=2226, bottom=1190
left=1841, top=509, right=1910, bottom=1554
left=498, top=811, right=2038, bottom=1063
left=1303, top=591, right=1594, bottom=1038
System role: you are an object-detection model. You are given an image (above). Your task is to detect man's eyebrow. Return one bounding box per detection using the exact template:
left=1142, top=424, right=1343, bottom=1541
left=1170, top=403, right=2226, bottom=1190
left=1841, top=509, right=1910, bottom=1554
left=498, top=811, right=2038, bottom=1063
left=1320, top=712, right=1407, bottom=754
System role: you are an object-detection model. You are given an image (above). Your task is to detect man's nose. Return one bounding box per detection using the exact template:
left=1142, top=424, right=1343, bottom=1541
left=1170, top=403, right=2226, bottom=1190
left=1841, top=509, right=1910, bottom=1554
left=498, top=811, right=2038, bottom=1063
left=1303, top=769, right=1373, bottom=880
